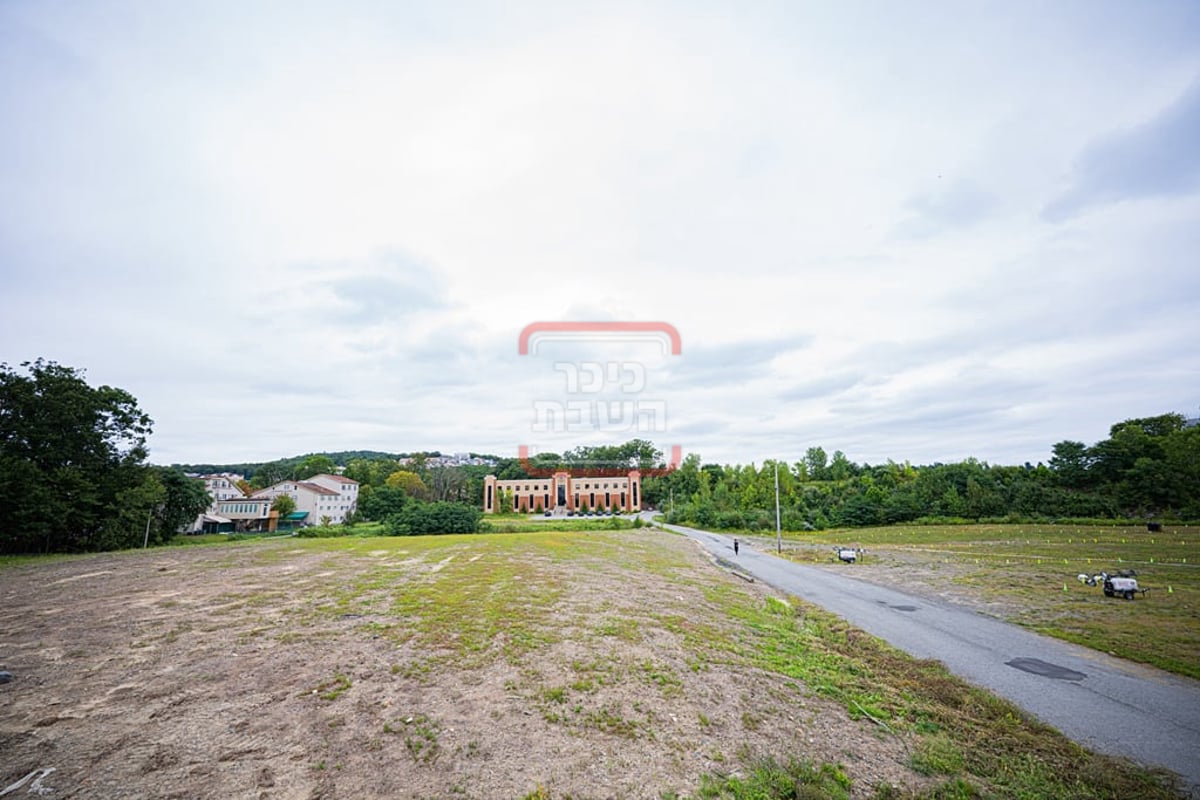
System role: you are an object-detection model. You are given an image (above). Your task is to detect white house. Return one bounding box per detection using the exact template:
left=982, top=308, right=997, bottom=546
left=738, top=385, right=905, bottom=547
left=306, top=473, right=360, bottom=509
left=201, top=474, right=245, bottom=508
left=186, top=473, right=246, bottom=533
left=252, top=474, right=358, bottom=526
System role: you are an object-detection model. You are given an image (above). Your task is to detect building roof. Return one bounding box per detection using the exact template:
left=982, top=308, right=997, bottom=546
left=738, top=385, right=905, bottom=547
left=311, top=473, right=358, bottom=485
left=250, top=481, right=339, bottom=497
left=296, top=481, right=339, bottom=496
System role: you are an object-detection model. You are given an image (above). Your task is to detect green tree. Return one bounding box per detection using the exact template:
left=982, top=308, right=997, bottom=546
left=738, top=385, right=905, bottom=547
left=249, top=460, right=290, bottom=489
left=0, top=360, right=154, bottom=553
left=295, top=454, right=337, bottom=480
left=939, top=487, right=966, bottom=517
left=1048, top=440, right=1091, bottom=488
left=427, top=466, right=468, bottom=501
left=357, top=485, right=409, bottom=521
left=804, top=447, right=828, bottom=481
left=1087, top=414, right=1187, bottom=513
left=1163, top=426, right=1200, bottom=516
left=385, top=469, right=429, bottom=498
left=271, top=494, right=296, bottom=519
left=343, top=458, right=398, bottom=487
left=96, top=470, right=167, bottom=551
left=153, top=467, right=211, bottom=541
left=1120, top=457, right=1175, bottom=514
left=828, top=450, right=855, bottom=481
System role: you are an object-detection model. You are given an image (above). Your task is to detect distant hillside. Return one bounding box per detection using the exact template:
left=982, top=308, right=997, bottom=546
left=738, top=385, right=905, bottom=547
left=168, top=451, right=399, bottom=476
left=168, top=450, right=503, bottom=477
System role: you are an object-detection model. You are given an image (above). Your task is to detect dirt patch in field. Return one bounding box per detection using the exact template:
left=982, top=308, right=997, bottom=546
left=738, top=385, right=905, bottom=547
left=0, top=533, right=931, bottom=799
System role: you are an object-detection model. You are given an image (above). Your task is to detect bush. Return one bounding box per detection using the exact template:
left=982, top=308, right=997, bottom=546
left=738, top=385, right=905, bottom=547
left=295, top=525, right=357, bottom=539
left=715, top=510, right=745, bottom=529
left=385, top=501, right=481, bottom=535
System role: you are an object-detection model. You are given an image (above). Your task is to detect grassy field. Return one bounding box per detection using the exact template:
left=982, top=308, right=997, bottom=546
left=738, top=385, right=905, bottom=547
left=482, top=515, right=640, bottom=533
left=746, top=523, right=1200, bottom=680
left=4, top=527, right=1187, bottom=799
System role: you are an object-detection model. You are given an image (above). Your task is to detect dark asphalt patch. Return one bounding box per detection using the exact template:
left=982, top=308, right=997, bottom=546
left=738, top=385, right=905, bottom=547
left=1006, top=658, right=1086, bottom=681
left=874, top=600, right=919, bottom=612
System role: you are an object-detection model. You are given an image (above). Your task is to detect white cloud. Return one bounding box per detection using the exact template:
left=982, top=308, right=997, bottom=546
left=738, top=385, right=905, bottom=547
left=1, top=1, right=1198, bottom=467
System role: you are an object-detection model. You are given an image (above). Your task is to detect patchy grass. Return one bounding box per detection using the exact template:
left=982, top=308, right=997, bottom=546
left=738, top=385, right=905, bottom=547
left=0, top=551, right=83, bottom=567
left=688, top=756, right=852, bottom=800
left=400, top=713, right=440, bottom=764
left=755, top=524, right=1200, bottom=680
left=168, top=533, right=234, bottom=546
left=657, top=531, right=1182, bottom=798
left=306, top=672, right=352, bottom=701
left=6, top=526, right=1187, bottom=799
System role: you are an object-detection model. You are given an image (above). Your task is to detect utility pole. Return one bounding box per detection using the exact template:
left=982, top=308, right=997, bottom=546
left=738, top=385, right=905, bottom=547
left=774, top=461, right=782, bottom=554
left=143, top=508, right=153, bottom=549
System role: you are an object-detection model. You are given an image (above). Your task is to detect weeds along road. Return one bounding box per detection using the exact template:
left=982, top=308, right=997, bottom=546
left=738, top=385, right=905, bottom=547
left=657, top=519, right=1200, bottom=795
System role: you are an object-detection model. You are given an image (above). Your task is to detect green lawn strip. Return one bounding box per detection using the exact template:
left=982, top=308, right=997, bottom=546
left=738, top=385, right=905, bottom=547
left=0, top=552, right=84, bottom=568
left=482, top=517, right=639, bottom=533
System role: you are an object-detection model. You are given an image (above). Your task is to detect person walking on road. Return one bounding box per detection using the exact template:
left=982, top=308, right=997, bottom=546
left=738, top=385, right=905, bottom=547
left=733, top=538, right=739, bottom=555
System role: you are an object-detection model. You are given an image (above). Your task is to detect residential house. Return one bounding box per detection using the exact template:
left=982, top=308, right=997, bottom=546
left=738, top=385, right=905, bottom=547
left=188, top=473, right=247, bottom=533
left=252, top=474, right=358, bottom=526
left=214, top=496, right=274, bottom=532
left=201, top=474, right=245, bottom=506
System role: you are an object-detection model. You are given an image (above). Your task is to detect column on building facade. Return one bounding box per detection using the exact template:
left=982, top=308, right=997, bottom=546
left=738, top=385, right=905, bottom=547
left=483, top=475, right=496, bottom=513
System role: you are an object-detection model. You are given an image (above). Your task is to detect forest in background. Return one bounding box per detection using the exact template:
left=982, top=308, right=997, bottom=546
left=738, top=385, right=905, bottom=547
left=179, top=414, right=1200, bottom=531
left=647, top=413, right=1199, bottom=530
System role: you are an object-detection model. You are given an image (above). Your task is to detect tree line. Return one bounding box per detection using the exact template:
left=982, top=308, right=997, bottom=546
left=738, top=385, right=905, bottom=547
left=641, top=414, right=1199, bottom=531
left=0, top=361, right=210, bottom=554
left=4, top=358, right=1194, bottom=554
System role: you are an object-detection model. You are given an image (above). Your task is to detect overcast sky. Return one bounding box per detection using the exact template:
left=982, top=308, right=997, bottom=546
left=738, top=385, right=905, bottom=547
left=2, top=1, right=1198, bottom=469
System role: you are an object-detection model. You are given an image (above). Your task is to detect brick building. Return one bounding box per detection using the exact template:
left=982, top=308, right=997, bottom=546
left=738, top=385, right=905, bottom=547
left=483, top=470, right=641, bottom=514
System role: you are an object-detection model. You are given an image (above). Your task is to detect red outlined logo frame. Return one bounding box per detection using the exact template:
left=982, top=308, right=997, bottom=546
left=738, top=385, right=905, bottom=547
left=517, top=321, right=682, bottom=478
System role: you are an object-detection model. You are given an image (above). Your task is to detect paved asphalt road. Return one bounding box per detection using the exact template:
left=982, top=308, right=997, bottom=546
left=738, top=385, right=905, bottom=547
left=658, top=519, right=1200, bottom=794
